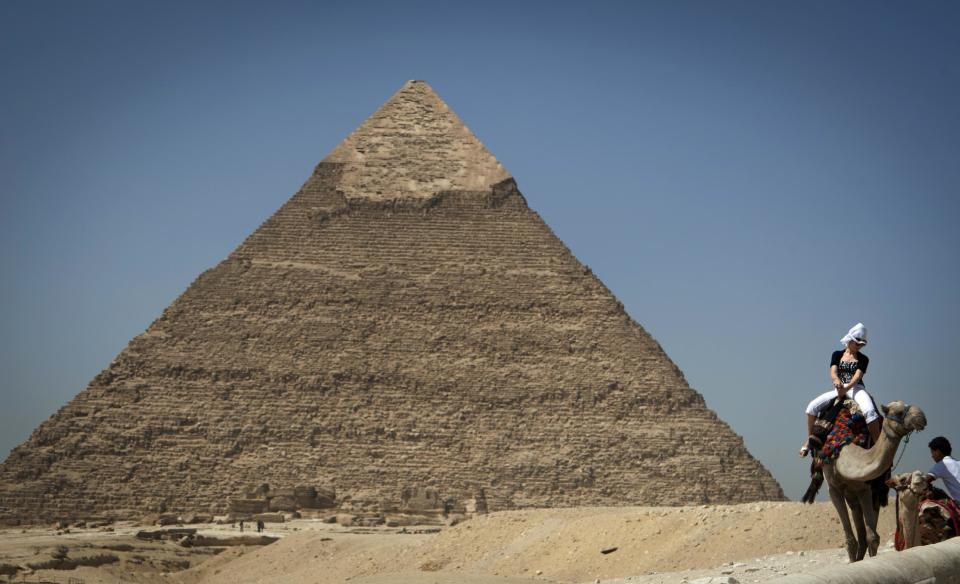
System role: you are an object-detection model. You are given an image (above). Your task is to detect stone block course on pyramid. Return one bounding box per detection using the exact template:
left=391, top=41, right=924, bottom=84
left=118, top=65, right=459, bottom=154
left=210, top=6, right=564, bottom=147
left=0, top=81, right=784, bottom=524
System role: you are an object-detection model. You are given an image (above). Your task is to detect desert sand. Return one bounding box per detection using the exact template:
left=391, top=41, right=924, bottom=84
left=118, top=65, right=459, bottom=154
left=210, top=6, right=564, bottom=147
left=0, top=500, right=900, bottom=584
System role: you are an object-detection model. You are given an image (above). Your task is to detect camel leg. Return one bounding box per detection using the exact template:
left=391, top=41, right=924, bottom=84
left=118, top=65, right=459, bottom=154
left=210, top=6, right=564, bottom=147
left=827, top=482, right=858, bottom=562
left=858, top=488, right=881, bottom=557
left=902, top=492, right=919, bottom=549
left=848, top=495, right=869, bottom=561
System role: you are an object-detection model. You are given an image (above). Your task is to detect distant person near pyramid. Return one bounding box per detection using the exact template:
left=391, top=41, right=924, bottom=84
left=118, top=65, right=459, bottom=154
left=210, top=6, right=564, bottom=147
left=0, top=81, right=784, bottom=524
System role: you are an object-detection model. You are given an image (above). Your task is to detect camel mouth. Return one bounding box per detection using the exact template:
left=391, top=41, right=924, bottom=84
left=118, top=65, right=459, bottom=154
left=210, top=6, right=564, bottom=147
left=905, top=406, right=927, bottom=432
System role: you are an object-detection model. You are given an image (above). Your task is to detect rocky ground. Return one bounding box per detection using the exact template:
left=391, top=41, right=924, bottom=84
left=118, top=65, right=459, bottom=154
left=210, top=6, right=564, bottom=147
left=0, top=501, right=899, bottom=584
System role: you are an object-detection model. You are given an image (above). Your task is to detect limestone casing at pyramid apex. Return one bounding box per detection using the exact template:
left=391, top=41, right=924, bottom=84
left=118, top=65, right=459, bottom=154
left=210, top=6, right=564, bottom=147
left=322, top=80, right=512, bottom=202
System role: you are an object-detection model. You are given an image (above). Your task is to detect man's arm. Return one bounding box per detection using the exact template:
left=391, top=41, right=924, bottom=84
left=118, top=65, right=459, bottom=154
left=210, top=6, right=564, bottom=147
left=926, top=461, right=947, bottom=483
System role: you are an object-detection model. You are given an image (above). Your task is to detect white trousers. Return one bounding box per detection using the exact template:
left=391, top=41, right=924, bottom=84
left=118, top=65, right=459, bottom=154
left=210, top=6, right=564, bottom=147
left=805, top=384, right=879, bottom=424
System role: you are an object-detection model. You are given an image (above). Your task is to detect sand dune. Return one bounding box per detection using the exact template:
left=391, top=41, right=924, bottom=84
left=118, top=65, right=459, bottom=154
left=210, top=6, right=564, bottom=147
left=173, top=501, right=896, bottom=584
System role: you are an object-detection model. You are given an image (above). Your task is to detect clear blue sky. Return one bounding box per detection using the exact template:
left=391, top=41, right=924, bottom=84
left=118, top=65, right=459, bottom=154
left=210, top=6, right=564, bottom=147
left=2, top=1, right=957, bottom=501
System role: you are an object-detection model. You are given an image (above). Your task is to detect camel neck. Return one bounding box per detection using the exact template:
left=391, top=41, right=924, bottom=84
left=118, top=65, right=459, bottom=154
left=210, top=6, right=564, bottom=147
left=874, top=427, right=900, bottom=467
left=834, top=422, right=902, bottom=482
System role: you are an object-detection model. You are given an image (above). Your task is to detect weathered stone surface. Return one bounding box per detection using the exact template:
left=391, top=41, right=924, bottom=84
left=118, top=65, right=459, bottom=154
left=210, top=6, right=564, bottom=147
left=251, top=512, right=284, bottom=523
left=184, top=534, right=277, bottom=547
left=323, top=80, right=510, bottom=202
left=136, top=528, right=197, bottom=541
left=0, top=80, right=784, bottom=523
left=268, top=496, right=297, bottom=512
left=27, top=554, right=120, bottom=571
left=294, top=485, right=336, bottom=509
left=400, top=487, right=443, bottom=514
left=336, top=514, right=357, bottom=527
left=156, top=514, right=180, bottom=526
left=465, top=490, right=488, bottom=515
left=181, top=513, right=212, bottom=524
left=228, top=499, right=269, bottom=515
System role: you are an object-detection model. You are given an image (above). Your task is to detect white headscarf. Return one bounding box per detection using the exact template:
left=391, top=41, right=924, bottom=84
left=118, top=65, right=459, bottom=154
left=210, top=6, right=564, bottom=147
left=841, top=322, right=868, bottom=346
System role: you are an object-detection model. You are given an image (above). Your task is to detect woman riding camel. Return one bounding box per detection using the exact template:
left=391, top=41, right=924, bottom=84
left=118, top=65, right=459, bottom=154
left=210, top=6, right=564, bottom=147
left=800, top=323, right=881, bottom=457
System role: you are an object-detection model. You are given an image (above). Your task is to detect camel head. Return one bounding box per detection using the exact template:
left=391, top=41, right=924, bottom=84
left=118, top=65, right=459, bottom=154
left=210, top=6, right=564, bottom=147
left=880, top=401, right=927, bottom=437
left=886, top=470, right=927, bottom=496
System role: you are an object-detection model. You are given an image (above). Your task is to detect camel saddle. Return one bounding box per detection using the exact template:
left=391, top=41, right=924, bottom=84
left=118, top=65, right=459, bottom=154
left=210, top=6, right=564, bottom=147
left=918, top=488, right=960, bottom=545
left=818, top=402, right=871, bottom=463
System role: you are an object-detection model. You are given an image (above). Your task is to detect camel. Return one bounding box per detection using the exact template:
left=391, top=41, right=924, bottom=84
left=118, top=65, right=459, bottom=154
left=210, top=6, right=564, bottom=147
left=815, top=401, right=927, bottom=562
left=888, top=469, right=960, bottom=549
left=887, top=470, right=927, bottom=549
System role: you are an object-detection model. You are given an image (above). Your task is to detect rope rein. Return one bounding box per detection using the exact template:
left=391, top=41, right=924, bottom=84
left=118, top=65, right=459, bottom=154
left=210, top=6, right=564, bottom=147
left=892, top=432, right=911, bottom=473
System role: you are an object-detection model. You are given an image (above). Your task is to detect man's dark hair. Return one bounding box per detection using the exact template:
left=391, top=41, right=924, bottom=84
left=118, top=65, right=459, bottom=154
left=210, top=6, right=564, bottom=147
left=929, top=436, right=952, bottom=456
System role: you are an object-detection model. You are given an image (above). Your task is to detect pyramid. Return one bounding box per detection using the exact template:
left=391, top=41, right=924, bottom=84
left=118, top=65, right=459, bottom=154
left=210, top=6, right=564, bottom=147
left=0, top=81, right=783, bottom=523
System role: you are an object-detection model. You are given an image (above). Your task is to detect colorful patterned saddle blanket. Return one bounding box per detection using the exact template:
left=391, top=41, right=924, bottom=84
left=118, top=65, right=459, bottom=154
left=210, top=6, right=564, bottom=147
left=918, top=497, right=960, bottom=545
left=818, top=404, right=870, bottom=464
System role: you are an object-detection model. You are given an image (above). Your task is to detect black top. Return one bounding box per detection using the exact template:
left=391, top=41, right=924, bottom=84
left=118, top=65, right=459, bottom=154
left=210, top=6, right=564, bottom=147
left=831, top=350, right=869, bottom=386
